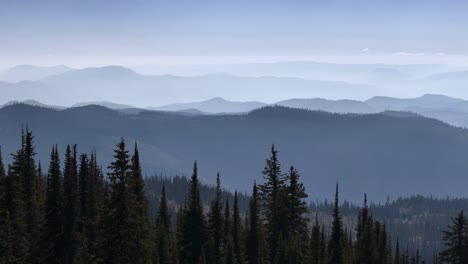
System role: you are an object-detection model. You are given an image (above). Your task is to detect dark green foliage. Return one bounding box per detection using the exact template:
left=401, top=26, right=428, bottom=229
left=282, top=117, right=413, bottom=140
left=154, top=185, right=174, bottom=264
left=232, top=191, right=246, bottom=264
left=208, top=173, right=224, bottom=264
left=178, top=161, right=208, bottom=264
left=101, top=138, right=146, bottom=264
left=328, top=183, right=344, bottom=264
left=130, top=142, right=153, bottom=262
left=0, top=131, right=449, bottom=264
left=246, top=183, right=268, bottom=264
left=439, top=211, right=468, bottom=264
left=62, top=145, right=81, bottom=264
left=310, top=215, right=323, bottom=264
left=42, top=146, right=64, bottom=264
left=259, top=145, right=288, bottom=263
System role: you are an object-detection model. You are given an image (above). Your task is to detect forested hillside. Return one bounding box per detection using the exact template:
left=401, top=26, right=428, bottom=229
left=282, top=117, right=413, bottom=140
left=1, top=130, right=467, bottom=263
left=2, top=104, right=468, bottom=201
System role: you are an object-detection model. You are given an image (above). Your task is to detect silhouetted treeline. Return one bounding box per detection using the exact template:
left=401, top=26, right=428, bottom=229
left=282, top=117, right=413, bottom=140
left=0, top=129, right=459, bottom=263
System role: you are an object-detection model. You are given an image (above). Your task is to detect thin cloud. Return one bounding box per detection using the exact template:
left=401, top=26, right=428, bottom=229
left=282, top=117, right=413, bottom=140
left=394, top=51, right=425, bottom=56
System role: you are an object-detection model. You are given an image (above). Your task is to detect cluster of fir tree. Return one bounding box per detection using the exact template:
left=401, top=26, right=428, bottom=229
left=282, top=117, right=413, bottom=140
left=0, top=130, right=424, bottom=264
left=0, top=129, right=152, bottom=264
left=436, top=211, right=468, bottom=264
left=159, top=145, right=424, bottom=264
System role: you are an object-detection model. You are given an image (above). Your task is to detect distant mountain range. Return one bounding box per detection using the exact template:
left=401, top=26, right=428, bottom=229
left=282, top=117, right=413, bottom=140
left=6, top=93, right=468, bottom=127
left=1, top=64, right=468, bottom=107
left=2, top=103, right=468, bottom=201
left=143, top=94, right=468, bottom=127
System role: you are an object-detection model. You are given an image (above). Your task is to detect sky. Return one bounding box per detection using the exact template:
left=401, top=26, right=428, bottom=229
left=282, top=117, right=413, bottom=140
left=1, top=0, right=468, bottom=68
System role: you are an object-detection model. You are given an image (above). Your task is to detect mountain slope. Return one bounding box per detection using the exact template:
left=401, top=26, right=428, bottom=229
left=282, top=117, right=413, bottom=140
left=0, top=66, right=374, bottom=106
left=1, top=104, right=468, bottom=201
left=151, top=97, right=266, bottom=113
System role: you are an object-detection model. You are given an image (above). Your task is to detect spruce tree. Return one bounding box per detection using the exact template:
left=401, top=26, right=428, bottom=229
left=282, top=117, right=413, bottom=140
left=246, top=182, right=268, bottom=264
left=0, top=146, right=15, bottom=263
left=310, top=215, right=322, bottom=264
left=224, top=199, right=235, bottom=264
left=259, top=145, right=288, bottom=262
left=42, top=146, right=64, bottom=264
left=208, top=173, right=224, bottom=264
left=6, top=132, right=29, bottom=262
left=102, top=138, right=141, bottom=264
left=62, top=145, right=81, bottom=264
left=155, top=184, right=174, bottom=264
left=129, top=142, right=153, bottom=262
left=328, top=183, right=344, bottom=264
left=179, top=161, right=208, bottom=264
left=233, top=191, right=246, bottom=264
left=286, top=166, right=309, bottom=262
left=355, top=194, right=376, bottom=264
left=439, top=211, right=468, bottom=264
left=21, top=129, right=42, bottom=262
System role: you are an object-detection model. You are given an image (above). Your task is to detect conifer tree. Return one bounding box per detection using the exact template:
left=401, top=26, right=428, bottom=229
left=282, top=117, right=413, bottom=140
left=328, top=183, right=344, bottom=264
left=224, top=199, right=235, bottom=264
left=247, top=182, right=268, bottom=264
left=154, top=184, right=174, bottom=264
left=208, top=173, right=224, bottom=264
left=62, top=145, right=81, bottom=264
left=42, top=146, right=64, bottom=264
left=20, top=129, right=42, bottom=262
left=102, top=138, right=141, bottom=264
left=259, top=145, right=288, bottom=262
left=5, top=132, right=30, bottom=262
left=86, top=152, right=104, bottom=256
left=355, top=194, right=376, bottom=264
left=310, top=215, right=322, bottom=264
left=179, top=161, right=208, bottom=264
left=439, top=211, right=468, bottom=264
left=233, top=191, right=246, bottom=264
left=0, top=146, right=16, bottom=263
left=129, top=142, right=153, bottom=262
left=286, top=166, right=309, bottom=262
left=286, top=166, right=309, bottom=237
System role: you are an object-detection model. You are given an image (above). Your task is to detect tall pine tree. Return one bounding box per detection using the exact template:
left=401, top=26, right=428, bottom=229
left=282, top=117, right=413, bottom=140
left=208, top=173, right=224, bottom=264
left=259, top=145, right=288, bottom=263
left=328, top=183, right=344, bottom=264
left=179, top=161, right=208, bottom=264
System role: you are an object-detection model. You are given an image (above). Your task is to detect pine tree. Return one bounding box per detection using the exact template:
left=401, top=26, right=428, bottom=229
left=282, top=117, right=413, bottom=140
left=155, top=184, right=174, bottom=264
left=20, top=129, right=42, bottom=263
left=42, top=146, right=64, bottom=263
left=355, top=193, right=376, bottom=264
left=62, top=145, right=81, bottom=264
left=439, top=211, right=468, bottom=264
left=224, top=199, right=235, bottom=264
left=233, top=191, right=246, bottom=264
left=102, top=138, right=141, bottom=264
left=328, top=183, right=344, bottom=264
left=86, top=152, right=104, bottom=258
left=247, top=182, right=268, bottom=264
left=129, top=142, right=153, bottom=263
left=5, top=132, right=29, bottom=262
left=0, top=146, right=17, bottom=263
left=286, top=166, right=309, bottom=262
left=208, top=173, right=224, bottom=264
left=179, top=161, right=208, bottom=264
left=310, top=215, right=322, bottom=264
left=259, top=145, right=288, bottom=262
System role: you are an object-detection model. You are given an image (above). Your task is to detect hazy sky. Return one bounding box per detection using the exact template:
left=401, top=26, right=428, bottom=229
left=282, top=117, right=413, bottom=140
left=1, top=0, right=467, bottom=68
